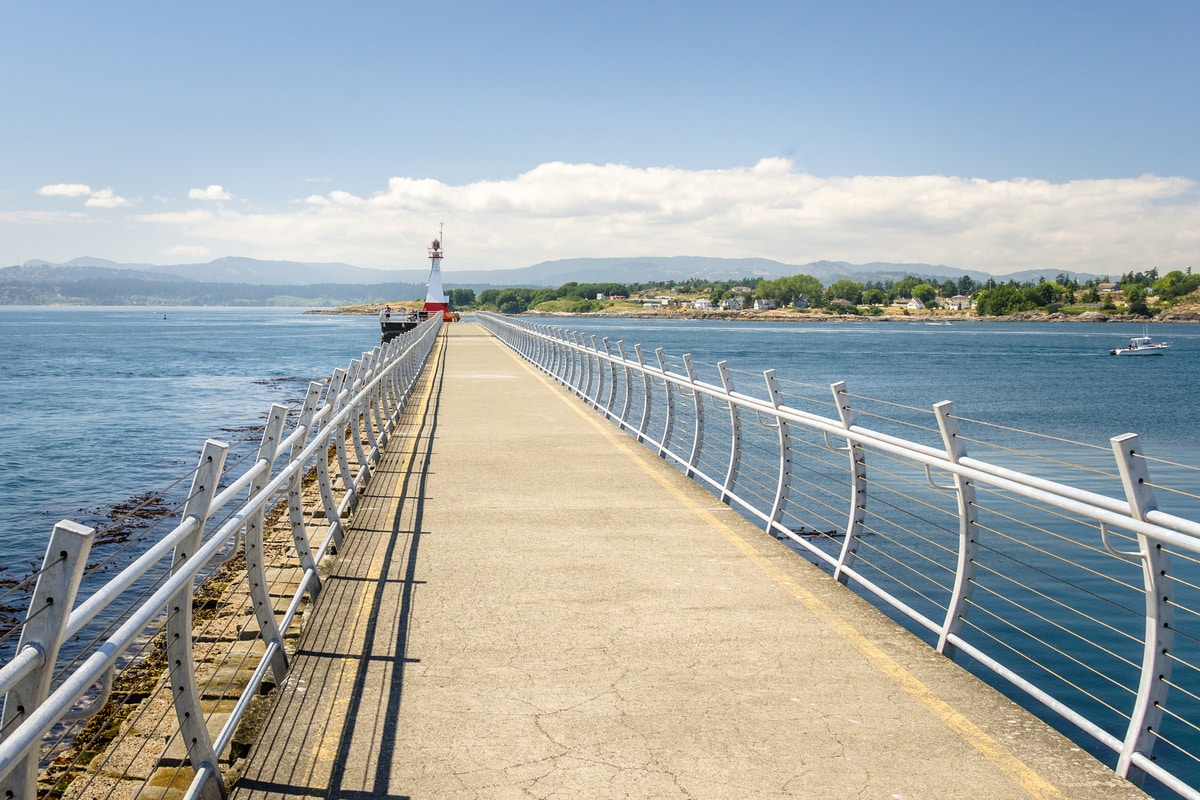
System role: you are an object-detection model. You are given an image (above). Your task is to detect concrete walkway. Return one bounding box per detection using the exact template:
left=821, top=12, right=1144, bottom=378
left=232, top=324, right=1146, bottom=799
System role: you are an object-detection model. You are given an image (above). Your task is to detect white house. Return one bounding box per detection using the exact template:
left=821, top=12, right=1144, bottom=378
left=907, top=297, right=926, bottom=310
left=754, top=298, right=776, bottom=311
left=945, top=294, right=972, bottom=310
left=692, top=299, right=712, bottom=310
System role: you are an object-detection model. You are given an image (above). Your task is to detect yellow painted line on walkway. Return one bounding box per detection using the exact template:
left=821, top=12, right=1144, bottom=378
left=501, top=343, right=1064, bottom=800
left=309, top=332, right=446, bottom=782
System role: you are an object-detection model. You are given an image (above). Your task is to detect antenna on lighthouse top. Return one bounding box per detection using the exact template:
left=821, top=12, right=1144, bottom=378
left=430, top=223, right=444, bottom=259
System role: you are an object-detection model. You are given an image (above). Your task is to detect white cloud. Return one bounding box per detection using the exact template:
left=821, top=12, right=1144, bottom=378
left=189, top=185, right=233, bottom=201
left=38, top=183, right=133, bottom=208
left=38, top=183, right=93, bottom=198
left=84, top=188, right=132, bottom=208
left=39, top=160, right=1199, bottom=275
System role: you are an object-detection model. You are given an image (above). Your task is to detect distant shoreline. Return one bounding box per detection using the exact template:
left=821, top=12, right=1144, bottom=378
left=309, top=304, right=1200, bottom=324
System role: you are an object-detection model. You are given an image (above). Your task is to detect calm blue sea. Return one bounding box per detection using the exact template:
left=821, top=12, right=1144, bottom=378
left=0, top=307, right=380, bottom=575
left=557, top=316, right=1200, bottom=462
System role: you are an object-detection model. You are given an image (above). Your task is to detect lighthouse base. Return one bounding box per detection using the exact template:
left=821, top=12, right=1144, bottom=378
left=423, top=301, right=454, bottom=322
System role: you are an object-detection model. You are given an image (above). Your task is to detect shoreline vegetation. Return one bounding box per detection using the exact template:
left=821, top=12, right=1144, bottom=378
left=309, top=268, right=1200, bottom=323
left=310, top=302, right=1200, bottom=323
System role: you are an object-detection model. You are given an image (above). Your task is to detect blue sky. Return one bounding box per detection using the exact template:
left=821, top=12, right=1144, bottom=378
left=2, top=1, right=1198, bottom=276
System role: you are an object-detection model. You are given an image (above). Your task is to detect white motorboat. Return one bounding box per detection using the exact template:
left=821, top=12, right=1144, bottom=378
left=1110, top=334, right=1170, bottom=356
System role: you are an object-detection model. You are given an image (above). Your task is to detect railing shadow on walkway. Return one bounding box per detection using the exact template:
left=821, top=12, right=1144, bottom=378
left=231, top=330, right=446, bottom=800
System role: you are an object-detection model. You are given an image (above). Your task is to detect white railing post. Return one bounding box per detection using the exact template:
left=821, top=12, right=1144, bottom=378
left=314, top=380, right=344, bottom=552
left=0, top=521, right=94, bottom=800
left=329, top=368, right=355, bottom=508
left=763, top=370, right=793, bottom=535
left=562, top=330, right=576, bottom=390
left=548, top=328, right=562, bottom=382
left=345, top=360, right=371, bottom=485
left=634, top=344, right=652, bottom=444
left=571, top=332, right=586, bottom=396
left=289, top=382, right=324, bottom=601
left=1112, top=433, right=1173, bottom=785
left=584, top=335, right=599, bottom=406
left=617, top=341, right=633, bottom=431
left=361, top=351, right=384, bottom=457
left=933, top=401, right=980, bottom=657
left=716, top=361, right=741, bottom=505
left=244, top=405, right=290, bottom=684
left=654, top=348, right=675, bottom=458
left=683, top=354, right=705, bottom=479
left=166, top=439, right=228, bottom=800
left=601, top=338, right=618, bottom=420
left=830, top=382, right=867, bottom=586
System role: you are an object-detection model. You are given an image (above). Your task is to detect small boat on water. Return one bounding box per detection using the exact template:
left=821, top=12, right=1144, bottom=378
left=1110, top=334, right=1170, bottom=356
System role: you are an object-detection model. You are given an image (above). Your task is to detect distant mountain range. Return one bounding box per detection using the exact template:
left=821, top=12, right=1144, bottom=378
left=9, top=253, right=1099, bottom=291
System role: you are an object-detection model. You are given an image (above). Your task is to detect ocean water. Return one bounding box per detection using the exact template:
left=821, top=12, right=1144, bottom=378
left=0, top=307, right=380, bottom=578
left=550, top=316, right=1200, bottom=461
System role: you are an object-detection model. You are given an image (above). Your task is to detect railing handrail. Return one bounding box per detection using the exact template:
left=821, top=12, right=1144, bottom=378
left=0, top=316, right=441, bottom=799
left=478, top=311, right=1200, bottom=800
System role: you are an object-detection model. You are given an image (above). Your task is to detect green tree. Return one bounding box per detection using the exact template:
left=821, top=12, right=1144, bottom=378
left=911, top=283, right=937, bottom=305
left=827, top=279, right=863, bottom=305
left=894, top=276, right=921, bottom=298
left=1124, top=285, right=1151, bottom=316
left=447, top=288, right=476, bottom=308
left=861, top=288, right=887, bottom=306
left=756, top=273, right=824, bottom=307
left=975, top=284, right=1028, bottom=316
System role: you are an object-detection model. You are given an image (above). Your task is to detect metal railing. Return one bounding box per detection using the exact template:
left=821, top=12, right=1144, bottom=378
left=478, top=311, right=1200, bottom=799
left=0, top=316, right=441, bottom=799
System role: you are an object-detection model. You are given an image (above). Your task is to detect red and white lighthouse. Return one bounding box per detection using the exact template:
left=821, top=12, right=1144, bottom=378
left=422, top=234, right=452, bottom=321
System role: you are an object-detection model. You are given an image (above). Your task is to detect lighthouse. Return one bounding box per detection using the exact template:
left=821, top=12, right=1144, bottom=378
left=422, top=235, right=452, bottom=321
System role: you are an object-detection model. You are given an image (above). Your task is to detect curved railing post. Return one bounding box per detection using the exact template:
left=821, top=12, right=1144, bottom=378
left=329, top=368, right=355, bottom=509
left=599, top=338, right=617, bottom=420
left=366, top=351, right=388, bottom=449
left=830, top=382, right=868, bottom=586
left=716, top=361, right=741, bottom=505
left=314, top=380, right=344, bottom=552
left=634, top=344, right=652, bottom=444
left=584, top=335, right=599, bottom=406
left=548, top=328, right=562, bottom=382
left=566, top=330, right=578, bottom=389
left=573, top=332, right=587, bottom=397
left=1112, top=433, right=1173, bottom=785
left=0, top=521, right=94, bottom=800
left=683, top=354, right=705, bottom=479
left=345, top=360, right=371, bottom=484
left=244, top=405, right=290, bottom=684
left=167, top=439, right=229, bottom=800
left=617, top=341, right=633, bottom=431
left=654, top=348, right=675, bottom=458
left=933, top=400, right=979, bottom=657
left=289, top=382, right=324, bottom=601
left=763, top=370, right=793, bottom=535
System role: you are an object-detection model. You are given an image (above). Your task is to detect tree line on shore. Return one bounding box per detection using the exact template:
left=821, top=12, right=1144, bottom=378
left=465, top=269, right=1199, bottom=317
